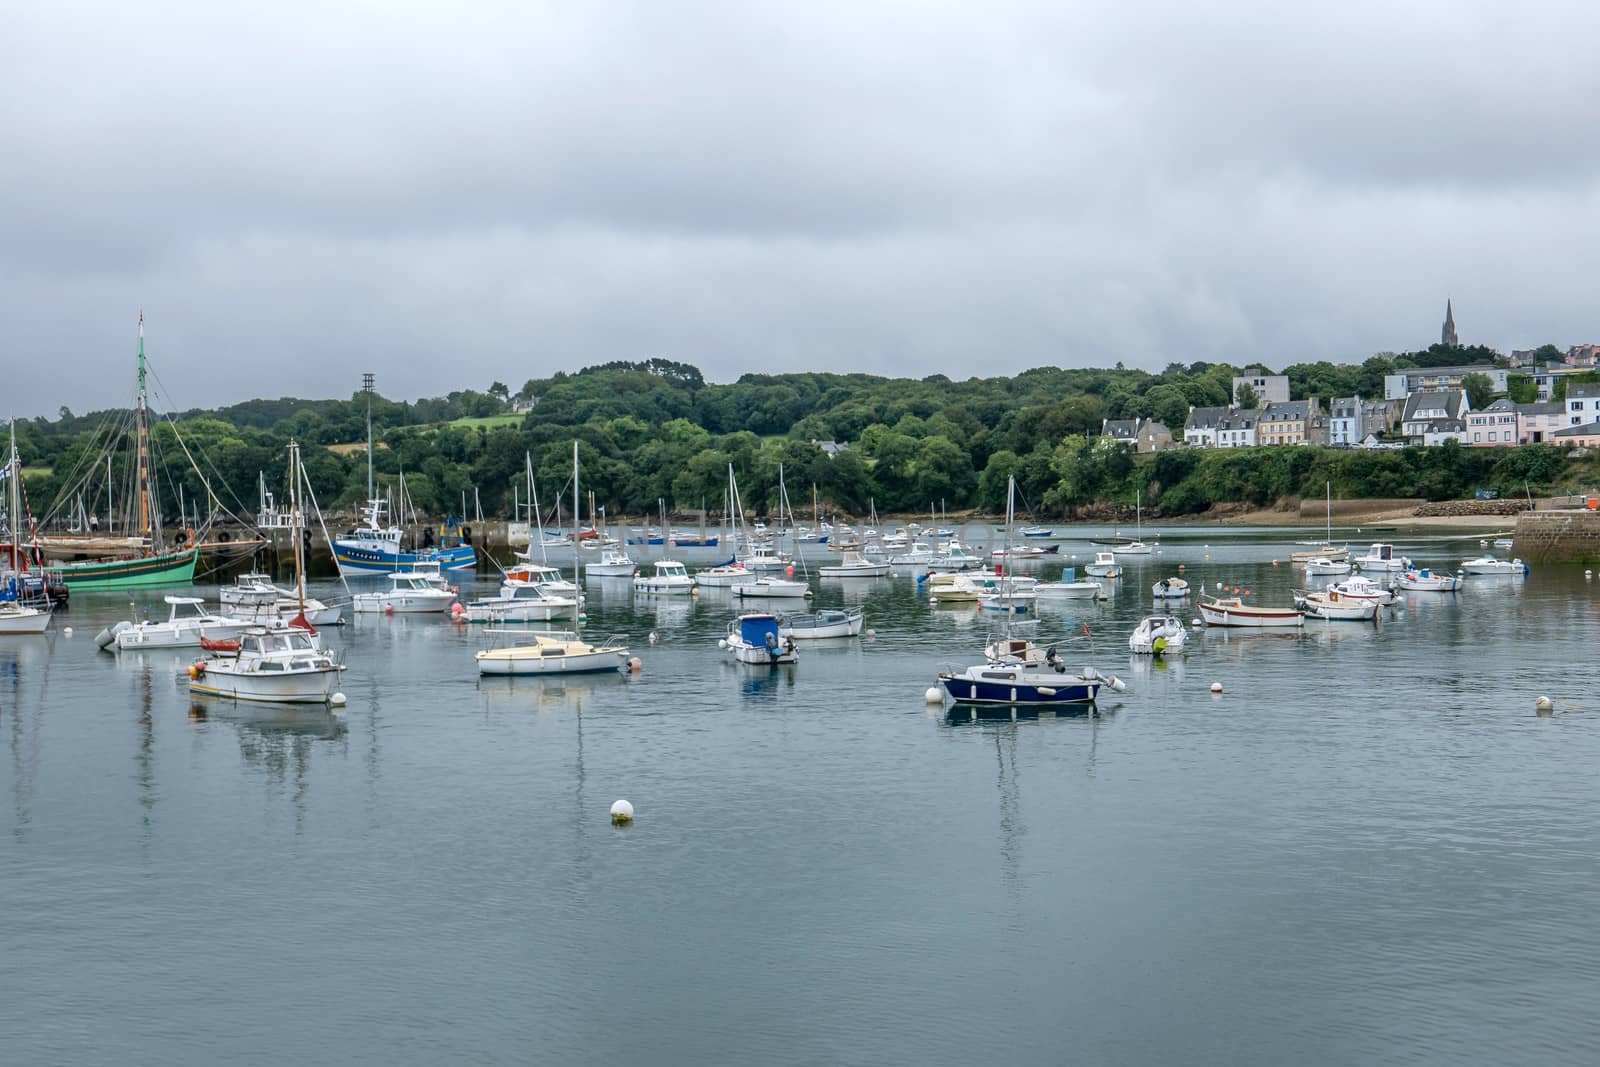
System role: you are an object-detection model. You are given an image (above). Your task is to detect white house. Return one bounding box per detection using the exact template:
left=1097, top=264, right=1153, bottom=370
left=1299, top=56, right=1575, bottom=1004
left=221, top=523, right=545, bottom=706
left=1215, top=409, right=1259, bottom=448
left=1421, top=419, right=1468, bottom=446
left=1564, top=382, right=1600, bottom=427
left=1465, top=399, right=1518, bottom=446
left=1183, top=406, right=1230, bottom=448
left=1401, top=390, right=1469, bottom=441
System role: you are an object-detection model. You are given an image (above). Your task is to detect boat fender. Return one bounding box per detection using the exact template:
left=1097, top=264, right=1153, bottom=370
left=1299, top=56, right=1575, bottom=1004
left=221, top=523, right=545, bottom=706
left=764, top=631, right=778, bottom=650
left=173, top=529, right=188, bottom=546
left=1152, top=635, right=1166, bottom=654
left=188, top=661, right=205, bottom=678
left=1036, top=687, right=1057, bottom=697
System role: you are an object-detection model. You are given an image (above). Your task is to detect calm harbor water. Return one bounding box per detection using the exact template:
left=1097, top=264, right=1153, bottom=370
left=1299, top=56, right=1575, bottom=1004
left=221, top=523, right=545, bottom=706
left=6, top=524, right=1600, bottom=1065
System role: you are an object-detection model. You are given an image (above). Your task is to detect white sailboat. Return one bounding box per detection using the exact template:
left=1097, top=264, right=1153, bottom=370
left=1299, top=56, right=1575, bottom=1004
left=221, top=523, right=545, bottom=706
left=1292, top=483, right=1348, bottom=563
left=696, top=470, right=752, bottom=587
left=0, top=420, right=51, bottom=634
left=1112, top=489, right=1154, bottom=554
left=101, top=595, right=249, bottom=650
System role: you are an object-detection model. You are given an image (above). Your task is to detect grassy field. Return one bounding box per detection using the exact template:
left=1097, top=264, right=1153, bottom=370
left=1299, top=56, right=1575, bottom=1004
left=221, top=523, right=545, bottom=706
left=448, top=414, right=524, bottom=430
left=21, top=467, right=51, bottom=479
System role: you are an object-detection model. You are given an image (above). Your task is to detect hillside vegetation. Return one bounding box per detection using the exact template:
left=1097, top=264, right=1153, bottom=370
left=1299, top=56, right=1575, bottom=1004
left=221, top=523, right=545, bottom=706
left=13, top=353, right=1598, bottom=524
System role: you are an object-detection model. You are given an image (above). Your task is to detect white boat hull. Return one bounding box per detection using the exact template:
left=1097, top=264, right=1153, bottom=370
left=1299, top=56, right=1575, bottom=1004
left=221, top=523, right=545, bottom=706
left=726, top=641, right=797, bottom=664
left=476, top=648, right=627, bottom=675
left=733, top=580, right=810, bottom=598
left=633, top=577, right=696, bottom=595
left=352, top=591, right=456, bottom=613
left=1034, top=582, right=1104, bottom=599
left=190, top=664, right=345, bottom=704
left=818, top=563, right=891, bottom=578
left=0, top=606, right=51, bottom=634
left=585, top=563, right=637, bottom=578
left=116, top=619, right=249, bottom=649
left=1199, top=602, right=1304, bottom=627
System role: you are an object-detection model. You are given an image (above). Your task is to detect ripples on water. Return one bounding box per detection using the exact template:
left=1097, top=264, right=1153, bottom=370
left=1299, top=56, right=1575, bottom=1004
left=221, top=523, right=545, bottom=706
left=4, top=526, right=1600, bottom=1065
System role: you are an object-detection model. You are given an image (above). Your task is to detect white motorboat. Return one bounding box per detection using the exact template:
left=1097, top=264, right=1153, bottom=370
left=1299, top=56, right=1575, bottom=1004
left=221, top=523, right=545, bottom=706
left=740, top=542, right=794, bottom=573
left=1327, top=575, right=1396, bottom=607
left=633, top=559, right=696, bottom=595
left=1198, top=595, right=1304, bottom=628
left=732, top=577, right=811, bottom=599
left=1493, top=538, right=1515, bottom=548
left=1352, top=543, right=1411, bottom=573
left=931, top=541, right=984, bottom=571
left=220, top=571, right=280, bottom=608
left=1151, top=576, right=1189, bottom=600
left=1295, top=589, right=1380, bottom=621
left=0, top=601, right=51, bottom=634
left=585, top=547, right=637, bottom=578
left=352, top=572, right=458, bottom=613
left=404, top=559, right=454, bottom=589
left=694, top=559, right=750, bottom=587
left=1129, top=615, right=1187, bottom=654
left=230, top=596, right=343, bottom=628
left=1084, top=552, right=1122, bottom=577
left=939, top=641, right=1123, bottom=706
left=475, top=630, right=630, bottom=675
left=1460, top=556, right=1527, bottom=575
left=505, top=558, right=578, bottom=596
left=1395, top=568, right=1463, bottom=592
left=722, top=613, right=798, bottom=664
left=818, top=552, right=891, bottom=578
left=189, top=624, right=345, bottom=704
left=924, top=573, right=982, bottom=603
left=1304, top=556, right=1353, bottom=576
left=99, top=595, right=249, bottom=650
left=462, top=581, right=580, bottom=622
left=991, top=544, right=1053, bottom=560
left=888, top=541, right=936, bottom=567
left=779, top=608, right=864, bottom=639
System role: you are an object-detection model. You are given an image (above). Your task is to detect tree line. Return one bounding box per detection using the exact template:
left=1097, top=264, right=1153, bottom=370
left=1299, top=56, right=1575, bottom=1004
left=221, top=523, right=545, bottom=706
left=11, top=349, right=1599, bottom=527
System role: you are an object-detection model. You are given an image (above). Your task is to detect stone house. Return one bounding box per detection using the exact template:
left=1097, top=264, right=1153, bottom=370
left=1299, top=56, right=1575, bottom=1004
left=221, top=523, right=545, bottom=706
left=1135, top=420, right=1175, bottom=453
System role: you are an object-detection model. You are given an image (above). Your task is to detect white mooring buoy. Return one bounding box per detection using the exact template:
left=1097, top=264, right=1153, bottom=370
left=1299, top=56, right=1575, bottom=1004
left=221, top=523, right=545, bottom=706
left=62, top=627, right=73, bottom=637
left=1535, top=695, right=1554, bottom=712
left=611, top=799, right=634, bottom=825
left=330, top=692, right=347, bottom=707
left=1210, top=682, right=1223, bottom=694
left=925, top=687, right=943, bottom=704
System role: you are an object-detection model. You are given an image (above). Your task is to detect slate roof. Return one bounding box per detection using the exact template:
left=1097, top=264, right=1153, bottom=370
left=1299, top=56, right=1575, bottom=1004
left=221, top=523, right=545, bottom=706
left=1184, top=406, right=1230, bottom=431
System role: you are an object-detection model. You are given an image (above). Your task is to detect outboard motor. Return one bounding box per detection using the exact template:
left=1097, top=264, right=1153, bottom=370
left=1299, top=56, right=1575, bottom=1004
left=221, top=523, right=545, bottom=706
left=94, top=620, right=132, bottom=650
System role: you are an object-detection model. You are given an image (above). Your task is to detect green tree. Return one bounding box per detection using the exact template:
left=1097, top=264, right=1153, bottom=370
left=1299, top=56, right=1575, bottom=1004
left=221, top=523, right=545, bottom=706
left=1460, top=372, right=1495, bottom=410
left=1234, top=382, right=1260, bottom=409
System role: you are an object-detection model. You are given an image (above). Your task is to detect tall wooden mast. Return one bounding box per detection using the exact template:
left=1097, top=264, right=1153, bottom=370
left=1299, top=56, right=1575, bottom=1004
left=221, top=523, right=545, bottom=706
left=136, top=312, right=152, bottom=543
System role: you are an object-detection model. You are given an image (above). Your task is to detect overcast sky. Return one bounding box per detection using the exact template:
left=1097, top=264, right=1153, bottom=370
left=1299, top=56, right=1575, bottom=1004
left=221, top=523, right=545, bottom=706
left=5, top=1, right=1599, bottom=417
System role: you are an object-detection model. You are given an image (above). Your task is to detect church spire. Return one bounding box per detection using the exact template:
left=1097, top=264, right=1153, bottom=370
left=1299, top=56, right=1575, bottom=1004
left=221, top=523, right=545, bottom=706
left=1442, top=299, right=1459, bottom=347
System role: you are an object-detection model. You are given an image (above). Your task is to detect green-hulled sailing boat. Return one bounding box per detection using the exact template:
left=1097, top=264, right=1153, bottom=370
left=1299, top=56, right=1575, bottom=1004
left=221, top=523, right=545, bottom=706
left=43, top=315, right=198, bottom=590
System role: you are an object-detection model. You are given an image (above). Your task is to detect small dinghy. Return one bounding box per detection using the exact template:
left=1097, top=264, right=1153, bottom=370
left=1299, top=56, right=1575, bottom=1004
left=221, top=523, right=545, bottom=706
left=778, top=608, right=864, bottom=640
left=1395, top=568, right=1463, bottom=592
left=732, top=576, right=811, bottom=599
left=1295, top=588, right=1379, bottom=621
left=1198, top=595, right=1304, bottom=628
left=1151, top=576, right=1189, bottom=600
left=1304, top=556, right=1352, bottom=576
left=722, top=613, right=798, bottom=664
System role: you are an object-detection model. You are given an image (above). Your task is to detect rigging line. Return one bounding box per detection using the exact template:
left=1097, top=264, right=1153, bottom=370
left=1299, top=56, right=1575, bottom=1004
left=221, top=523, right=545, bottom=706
left=145, top=363, right=256, bottom=522
left=298, top=463, right=352, bottom=597
left=38, top=401, right=137, bottom=521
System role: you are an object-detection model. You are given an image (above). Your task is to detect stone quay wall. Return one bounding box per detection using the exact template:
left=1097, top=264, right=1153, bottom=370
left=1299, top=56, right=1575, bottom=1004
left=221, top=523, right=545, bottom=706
left=1512, top=510, right=1600, bottom=563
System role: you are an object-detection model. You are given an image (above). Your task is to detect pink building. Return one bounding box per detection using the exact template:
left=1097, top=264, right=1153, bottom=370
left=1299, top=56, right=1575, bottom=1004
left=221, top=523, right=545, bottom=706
left=1553, top=422, right=1600, bottom=448
left=1466, top=400, right=1518, bottom=446
left=1517, top=401, right=1567, bottom=444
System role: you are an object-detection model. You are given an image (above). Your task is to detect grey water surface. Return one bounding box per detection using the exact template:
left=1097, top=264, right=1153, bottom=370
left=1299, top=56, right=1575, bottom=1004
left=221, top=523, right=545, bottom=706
left=4, top=525, right=1599, bottom=1065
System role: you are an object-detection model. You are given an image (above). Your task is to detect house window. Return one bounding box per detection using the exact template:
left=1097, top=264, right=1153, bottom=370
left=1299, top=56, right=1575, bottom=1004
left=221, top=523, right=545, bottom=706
left=1488, top=432, right=1496, bottom=441
left=1571, top=402, right=1583, bottom=411
left=1474, top=433, right=1481, bottom=442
